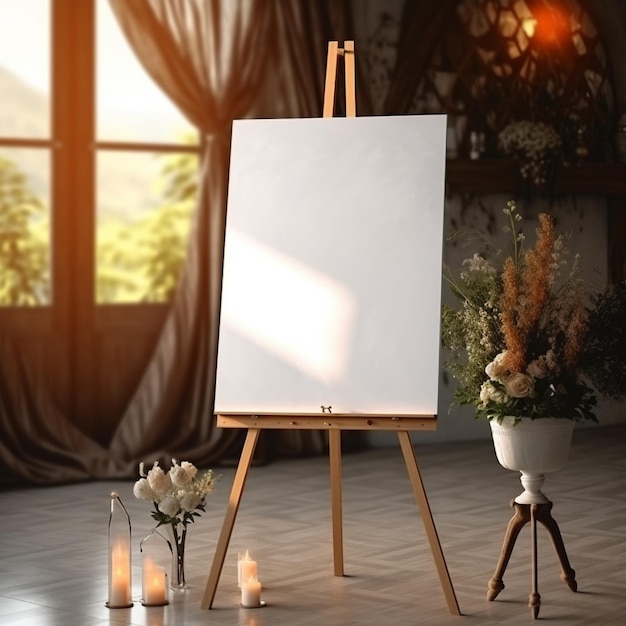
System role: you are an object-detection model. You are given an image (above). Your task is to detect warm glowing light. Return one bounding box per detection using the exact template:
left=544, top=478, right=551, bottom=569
left=142, top=555, right=167, bottom=605
left=112, top=542, right=130, bottom=579
left=532, top=7, right=569, bottom=45
left=522, top=18, right=537, bottom=38
left=238, top=550, right=257, bottom=588
left=109, top=541, right=131, bottom=607
left=220, top=230, right=355, bottom=384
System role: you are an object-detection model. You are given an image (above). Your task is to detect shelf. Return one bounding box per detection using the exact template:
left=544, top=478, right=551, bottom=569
left=445, top=159, right=626, bottom=196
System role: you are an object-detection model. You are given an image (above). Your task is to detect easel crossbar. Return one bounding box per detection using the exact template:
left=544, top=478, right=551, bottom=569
left=217, top=413, right=437, bottom=431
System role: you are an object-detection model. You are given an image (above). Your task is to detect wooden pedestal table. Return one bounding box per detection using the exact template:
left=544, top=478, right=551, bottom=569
left=487, top=499, right=577, bottom=619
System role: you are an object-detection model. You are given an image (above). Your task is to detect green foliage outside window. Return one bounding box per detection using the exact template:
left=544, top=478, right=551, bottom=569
left=0, top=149, right=198, bottom=306
left=97, top=148, right=198, bottom=304
left=0, top=156, right=49, bottom=305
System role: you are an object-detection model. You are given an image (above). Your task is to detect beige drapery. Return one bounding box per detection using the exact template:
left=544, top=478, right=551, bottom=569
left=384, top=0, right=458, bottom=114
left=105, top=0, right=274, bottom=467
left=108, top=0, right=368, bottom=466
left=0, top=0, right=367, bottom=485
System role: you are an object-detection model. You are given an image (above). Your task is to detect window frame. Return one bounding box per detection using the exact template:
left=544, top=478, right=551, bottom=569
left=0, top=0, right=200, bottom=327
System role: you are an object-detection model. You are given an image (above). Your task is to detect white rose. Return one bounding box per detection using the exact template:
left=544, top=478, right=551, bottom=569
left=503, top=372, right=534, bottom=398
left=479, top=381, right=507, bottom=405
left=181, top=461, right=198, bottom=481
left=133, top=478, right=155, bottom=502
left=170, top=464, right=192, bottom=488
left=479, top=382, right=493, bottom=404
left=147, top=463, right=171, bottom=498
left=158, top=495, right=181, bottom=518
left=179, top=492, right=202, bottom=512
left=485, top=351, right=510, bottom=381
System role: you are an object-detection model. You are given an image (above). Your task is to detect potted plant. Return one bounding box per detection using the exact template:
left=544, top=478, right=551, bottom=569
left=441, top=200, right=626, bottom=503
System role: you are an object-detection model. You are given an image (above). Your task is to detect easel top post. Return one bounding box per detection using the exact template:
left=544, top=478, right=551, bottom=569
left=323, top=41, right=356, bottom=118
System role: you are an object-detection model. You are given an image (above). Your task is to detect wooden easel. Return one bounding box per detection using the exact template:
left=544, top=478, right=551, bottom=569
left=200, top=41, right=460, bottom=617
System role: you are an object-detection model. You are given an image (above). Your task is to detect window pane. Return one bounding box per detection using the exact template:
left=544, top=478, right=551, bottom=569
left=0, top=0, right=50, bottom=138
left=96, top=0, right=196, bottom=144
left=96, top=150, right=197, bottom=304
left=0, top=148, right=51, bottom=305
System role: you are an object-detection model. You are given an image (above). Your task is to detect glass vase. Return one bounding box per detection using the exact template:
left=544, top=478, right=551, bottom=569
left=166, top=522, right=188, bottom=590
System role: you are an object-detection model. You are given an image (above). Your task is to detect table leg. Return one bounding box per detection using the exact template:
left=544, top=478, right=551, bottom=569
left=529, top=504, right=541, bottom=619
left=535, top=502, right=577, bottom=591
left=488, top=502, right=531, bottom=600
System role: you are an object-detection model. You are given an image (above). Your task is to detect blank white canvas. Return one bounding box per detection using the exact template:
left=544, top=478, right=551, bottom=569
left=215, top=114, right=447, bottom=416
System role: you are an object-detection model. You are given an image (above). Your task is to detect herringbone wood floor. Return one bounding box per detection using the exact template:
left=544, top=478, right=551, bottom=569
left=0, top=425, right=624, bottom=625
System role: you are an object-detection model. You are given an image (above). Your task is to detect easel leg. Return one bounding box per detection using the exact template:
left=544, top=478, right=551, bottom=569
left=323, top=41, right=339, bottom=118
left=487, top=502, right=530, bottom=600
left=397, top=431, right=461, bottom=616
left=322, top=40, right=349, bottom=582
left=329, top=429, right=344, bottom=576
left=200, top=428, right=260, bottom=609
left=535, top=502, right=577, bottom=591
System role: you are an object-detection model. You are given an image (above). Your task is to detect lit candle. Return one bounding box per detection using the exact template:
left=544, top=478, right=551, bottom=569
left=241, top=575, right=262, bottom=608
left=109, top=541, right=131, bottom=607
left=239, top=550, right=257, bottom=589
left=142, top=555, right=168, bottom=606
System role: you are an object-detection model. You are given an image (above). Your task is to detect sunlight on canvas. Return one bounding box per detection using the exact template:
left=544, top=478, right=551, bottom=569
left=221, top=229, right=355, bottom=384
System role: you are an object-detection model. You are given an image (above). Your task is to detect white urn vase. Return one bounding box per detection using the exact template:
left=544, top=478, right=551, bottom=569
left=490, top=417, right=574, bottom=504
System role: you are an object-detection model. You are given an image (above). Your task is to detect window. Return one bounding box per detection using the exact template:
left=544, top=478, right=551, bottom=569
left=95, top=0, right=199, bottom=303
left=0, top=0, right=51, bottom=305
left=0, top=0, right=200, bottom=308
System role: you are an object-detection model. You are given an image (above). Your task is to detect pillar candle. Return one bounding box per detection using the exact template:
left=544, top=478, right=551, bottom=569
left=241, top=575, right=262, bottom=608
left=109, top=541, right=131, bottom=607
left=142, top=556, right=167, bottom=606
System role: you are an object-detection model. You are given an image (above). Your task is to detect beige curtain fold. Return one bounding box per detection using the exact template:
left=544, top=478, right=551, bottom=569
left=384, top=0, right=458, bottom=114
left=106, top=0, right=275, bottom=468
left=109, top=0, right=370, bottom=466
left=0, top=337, right=124, bottom=484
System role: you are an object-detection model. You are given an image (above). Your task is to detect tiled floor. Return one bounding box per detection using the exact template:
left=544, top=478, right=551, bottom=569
left=0, top=424, right=624, bottom=625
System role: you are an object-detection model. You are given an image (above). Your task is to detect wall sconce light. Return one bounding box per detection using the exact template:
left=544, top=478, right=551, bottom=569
left=522, top=18, right=537, bottom=38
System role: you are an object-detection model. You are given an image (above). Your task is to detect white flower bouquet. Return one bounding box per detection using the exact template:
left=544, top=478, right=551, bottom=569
left=133, top=459, right=217, bottom=527
left=498, top=121, right=561, bottom=185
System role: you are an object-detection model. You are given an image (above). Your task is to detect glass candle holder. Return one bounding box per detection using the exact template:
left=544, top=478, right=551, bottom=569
left=106, top=492, right=133, bottom=608
left=140, top=528, right=170, bottom=606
